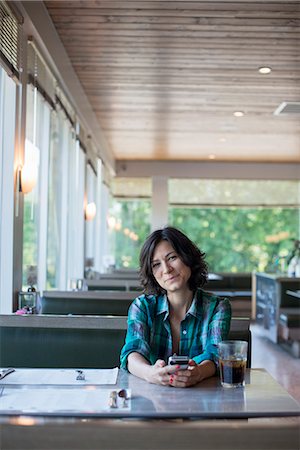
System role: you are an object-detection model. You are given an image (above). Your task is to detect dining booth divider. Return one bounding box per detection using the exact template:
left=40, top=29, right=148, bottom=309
left=85, top=271, right=252, bottom=317
left=0, top=315, right=251, bottom=369
left=41, top=290, right=135, bottom=316
left=86, top=279, right=142, bottom=292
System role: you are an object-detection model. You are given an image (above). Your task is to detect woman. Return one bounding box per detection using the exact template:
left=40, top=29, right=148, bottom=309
left=120, top=226, right=231, bottom=387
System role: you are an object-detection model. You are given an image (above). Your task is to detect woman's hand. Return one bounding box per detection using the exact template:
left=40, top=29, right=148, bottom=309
left=128, top=353, right=180, bottom=386
left=146, top=359, right=179, bottom=386
left=168, top=359, right=216, bottom=388
left=127, top=353, right=216, bottom=387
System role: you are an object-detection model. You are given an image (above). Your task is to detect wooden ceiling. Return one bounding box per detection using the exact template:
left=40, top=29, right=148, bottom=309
left=44, top=0, right=300, bottom=163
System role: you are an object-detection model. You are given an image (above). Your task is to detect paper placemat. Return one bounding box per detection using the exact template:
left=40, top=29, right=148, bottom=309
left=0, top=368, right=118, bottom=385
left=0, top=387, right=130, bottom=414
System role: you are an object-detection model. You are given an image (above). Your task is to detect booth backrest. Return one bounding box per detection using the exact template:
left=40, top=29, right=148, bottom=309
left=86, top=278, right=142, bottom=292
left=87, top=279, right=142, bottom=292
left=0, top=315, right=251, bottom=369
left=0, top=315, right=127, bottom=369
left=228, top=317, right=252, bottom=367
left=41, top=290, right=135, bottom=315
left=206, top=273, right=252, bottom=291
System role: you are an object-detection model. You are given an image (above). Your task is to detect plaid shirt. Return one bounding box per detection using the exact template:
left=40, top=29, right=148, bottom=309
left=120, top=289, right=231, bottom=369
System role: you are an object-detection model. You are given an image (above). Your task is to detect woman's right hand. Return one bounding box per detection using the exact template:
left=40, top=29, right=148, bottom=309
left=146, top=359, right=172, bottom=385
left=127, top=353, right=178, bottom=386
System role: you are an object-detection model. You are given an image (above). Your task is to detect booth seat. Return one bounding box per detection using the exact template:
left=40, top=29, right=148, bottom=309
left=87, top=279, right=142, bottom=292
left=0, top=315, right=127, bottom=369
left=41, top=289, right=251, bottom=318
left=206, top=273, right=252, bottom=290
left=41, top=290, right=134, bottom=316
left=206, top=273, right=252, bottom=318
left=0, top=315, right=251, bottom=369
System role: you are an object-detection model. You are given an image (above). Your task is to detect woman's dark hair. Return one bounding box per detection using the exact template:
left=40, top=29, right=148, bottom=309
left=139, top=226, right=208, bottom=295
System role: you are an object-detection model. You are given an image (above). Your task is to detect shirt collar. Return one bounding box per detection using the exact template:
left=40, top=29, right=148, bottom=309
left=156, top=293, right=169, bottom=320
left=156, top=290, right=203, bottom=320
left=188, top=289, right=203, bottom=319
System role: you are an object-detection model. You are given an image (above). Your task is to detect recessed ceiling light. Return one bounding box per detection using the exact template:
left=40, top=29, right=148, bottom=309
left=258, top=67, right=272, bottom=74
left=208, top=154, right=216, bottom=159
left=219, top=137, right=227, bottom=143
left=233, top=111, right=244, bottom=117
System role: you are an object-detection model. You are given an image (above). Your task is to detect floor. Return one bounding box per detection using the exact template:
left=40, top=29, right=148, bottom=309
left=251, top=323, right=300, bottom=402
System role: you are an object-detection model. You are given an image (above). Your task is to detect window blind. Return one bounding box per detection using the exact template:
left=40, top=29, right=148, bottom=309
left=55, top=84, right=76, bottom=128
left=0, top=1, right=22, bottom=79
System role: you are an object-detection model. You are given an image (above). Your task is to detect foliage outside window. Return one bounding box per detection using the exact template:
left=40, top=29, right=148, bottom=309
left=169, top=179, right=300, bottom=273
left=169, top=207, right=299, bottom=273
left=108, top=178, right=152, bottom=269
left=108, top=199, right=151, bottom=269
left=109, top=177, right=299, bottom=273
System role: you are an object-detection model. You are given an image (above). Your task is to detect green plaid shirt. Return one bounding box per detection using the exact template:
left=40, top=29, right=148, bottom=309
left=120, top=289, right=231, bottom=369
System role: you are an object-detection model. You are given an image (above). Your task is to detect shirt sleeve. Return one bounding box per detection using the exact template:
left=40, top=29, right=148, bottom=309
left=193, top=296, right=232, bottom=365
left=120, top=295, right=153, bottom=370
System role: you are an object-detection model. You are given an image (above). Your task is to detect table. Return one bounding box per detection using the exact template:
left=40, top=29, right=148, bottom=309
left=1, top=369, right=299, bottom=450
left=0, top=368, right=299, bottom=419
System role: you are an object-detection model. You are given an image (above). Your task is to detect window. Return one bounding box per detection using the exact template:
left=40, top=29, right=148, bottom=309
left=22, top=85, right=51, bottom=289
left=85, top=162, right=97, bottom=269
left=0, top=66, right=16, bottom=312
left=108, top=199, right=151, bottom=269
left=169, top=179, right=300, bottom=273
left=67, top=140, right=85, bottom=284
left=108, top=177, right=152, bottom=269
left=47, top=107, right=77, bottom=289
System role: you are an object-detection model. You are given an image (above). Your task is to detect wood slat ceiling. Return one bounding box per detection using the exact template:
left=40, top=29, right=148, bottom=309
left=44, top=0, right=300, bottom=163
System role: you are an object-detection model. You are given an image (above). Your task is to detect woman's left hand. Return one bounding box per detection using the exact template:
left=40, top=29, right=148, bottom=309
left=169, top=359, right=216, bottom=387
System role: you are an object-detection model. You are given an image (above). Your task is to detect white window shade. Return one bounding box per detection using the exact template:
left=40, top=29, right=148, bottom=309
left=169, top=179, right=300, bottom=207
left=27, top=40, right=76, bottom=130
left=112, top=177, right=152, bottom=198
left=55, top=85, right=76, bottom=127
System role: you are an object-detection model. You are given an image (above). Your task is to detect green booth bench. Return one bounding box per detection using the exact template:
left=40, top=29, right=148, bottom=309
left=0, top=315, right=127, bottom=369
left=40, top=288, right=252, bottom=318
left=0, top=315, right=251, bottom=369
left=86, top=279, right=142, bottom=292
left=41, top=290, right=135, bottom=316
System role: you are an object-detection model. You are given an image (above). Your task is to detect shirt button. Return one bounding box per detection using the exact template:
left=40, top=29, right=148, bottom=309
left=183, top=330, right=187, bottom=335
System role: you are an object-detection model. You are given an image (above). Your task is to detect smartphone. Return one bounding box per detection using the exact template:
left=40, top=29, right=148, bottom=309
left=168, top=355, right=189, bottom=370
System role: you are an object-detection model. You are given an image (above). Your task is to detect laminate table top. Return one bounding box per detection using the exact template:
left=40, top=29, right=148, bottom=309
left=0, top=368, right=299, bottom=420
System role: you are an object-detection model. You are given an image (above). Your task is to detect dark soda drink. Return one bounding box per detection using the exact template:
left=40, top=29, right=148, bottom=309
left=219, top=359, right=246, bottom=387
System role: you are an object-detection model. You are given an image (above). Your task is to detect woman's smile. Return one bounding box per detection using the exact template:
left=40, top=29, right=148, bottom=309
left=165, top=274, right=179, bottom=283
left=152, top=240, right=191, bottom=293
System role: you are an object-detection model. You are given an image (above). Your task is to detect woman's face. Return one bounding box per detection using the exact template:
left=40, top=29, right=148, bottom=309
left=151, top=240, right=191, bottom=294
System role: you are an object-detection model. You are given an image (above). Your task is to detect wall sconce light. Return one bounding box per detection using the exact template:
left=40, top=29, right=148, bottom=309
left=17, top=163, right=38, bottom=194
left=85, top=202, right=96, bottom=221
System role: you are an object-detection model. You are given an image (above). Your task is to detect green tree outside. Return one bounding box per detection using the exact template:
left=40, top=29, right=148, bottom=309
left=110, top=200, right=298, bottom=273
left=170, top=207, right=298, bottom=273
